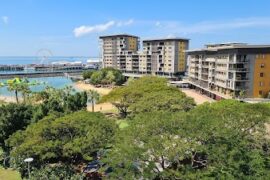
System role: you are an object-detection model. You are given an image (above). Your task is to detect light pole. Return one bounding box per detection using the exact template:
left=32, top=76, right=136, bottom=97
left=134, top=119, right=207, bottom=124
left=24, top=157, right=33, bottom=179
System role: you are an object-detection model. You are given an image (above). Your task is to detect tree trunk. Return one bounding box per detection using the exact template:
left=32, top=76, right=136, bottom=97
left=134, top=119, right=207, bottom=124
left=92, top=102, right=94, bottom=112
left=23, top=93, right=26, bottom=103
left=15, top=90, right=19, bottom=103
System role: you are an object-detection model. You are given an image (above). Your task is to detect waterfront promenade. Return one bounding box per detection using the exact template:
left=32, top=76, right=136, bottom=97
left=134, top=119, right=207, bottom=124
left=0, top=71, right=83, bottom=79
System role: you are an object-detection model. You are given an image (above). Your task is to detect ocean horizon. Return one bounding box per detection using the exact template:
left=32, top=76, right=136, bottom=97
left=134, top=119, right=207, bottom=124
left=0, top=56, right=98, bottom=65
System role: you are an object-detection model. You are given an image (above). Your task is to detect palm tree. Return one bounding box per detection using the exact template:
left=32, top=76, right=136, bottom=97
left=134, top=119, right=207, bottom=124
left=20, top=83, right=32, bottom=103
left=63, top=85, right=75, bottom=96
left=7, top=78, right=22, bottom=103
left=6, top=78, right=39, bottom=103
left=87, top=90, right=100, bottom=112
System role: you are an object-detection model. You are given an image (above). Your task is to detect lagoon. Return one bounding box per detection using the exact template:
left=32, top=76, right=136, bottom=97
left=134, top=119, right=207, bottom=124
left=0, top=76, right=74, bottom=97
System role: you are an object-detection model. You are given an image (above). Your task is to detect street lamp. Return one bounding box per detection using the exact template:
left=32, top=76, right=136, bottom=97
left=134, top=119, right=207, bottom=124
left=24, top=157, right=33, bottom=179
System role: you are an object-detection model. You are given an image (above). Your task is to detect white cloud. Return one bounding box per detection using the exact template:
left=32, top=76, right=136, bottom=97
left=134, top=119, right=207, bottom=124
left=116, top=19, right=134, bottom=27
left=74, top=21, right=115, bottom=37
left=1, top=16, right=9, bottom=24
left=74, top=19, right=134, bottom=37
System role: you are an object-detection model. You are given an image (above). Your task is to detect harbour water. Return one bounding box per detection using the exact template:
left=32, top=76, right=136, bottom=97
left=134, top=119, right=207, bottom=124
left=0, top=56, right=90, bottom=65
left=0, top=56, right=88, bottom=97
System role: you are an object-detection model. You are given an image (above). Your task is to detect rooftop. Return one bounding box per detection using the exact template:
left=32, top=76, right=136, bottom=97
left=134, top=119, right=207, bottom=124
left=187, top=43, right=270, bottom=53
left=99, top=34, right=139, bottom=39
left=143, top=37, right=189, bottom=42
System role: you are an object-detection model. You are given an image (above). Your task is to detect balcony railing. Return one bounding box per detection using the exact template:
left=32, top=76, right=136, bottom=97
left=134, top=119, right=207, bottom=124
left=229, top=68, right=249, bottom=72
left=235, top=77, right=249, bottom=81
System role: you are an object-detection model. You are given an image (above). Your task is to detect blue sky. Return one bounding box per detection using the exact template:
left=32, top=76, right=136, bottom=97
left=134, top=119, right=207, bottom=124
left=1, top=0, right=270, bottom=56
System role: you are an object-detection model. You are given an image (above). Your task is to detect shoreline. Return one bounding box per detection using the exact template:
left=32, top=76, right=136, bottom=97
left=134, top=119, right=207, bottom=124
left=74, top=81, right=115, bottom=112
left=74, top=81, right=113, bottom=95
left=0, top=81, right=116, bottom=113
left=0, top=95, right=17, bottom=103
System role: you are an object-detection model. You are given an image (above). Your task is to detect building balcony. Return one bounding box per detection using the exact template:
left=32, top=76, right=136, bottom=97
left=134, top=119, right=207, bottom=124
left=229, top=68, right=249, bottom=72
left=234, top=76, right=249, bottom=81
left=229, top=59, right=249, bottom=64
left=201, top=71, right=209, bottom=75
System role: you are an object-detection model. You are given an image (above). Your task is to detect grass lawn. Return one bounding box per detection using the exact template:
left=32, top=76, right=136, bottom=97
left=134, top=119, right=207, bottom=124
left=116, top=120, right=129, bottom=129
left=0, top=168, right=21, bottom=180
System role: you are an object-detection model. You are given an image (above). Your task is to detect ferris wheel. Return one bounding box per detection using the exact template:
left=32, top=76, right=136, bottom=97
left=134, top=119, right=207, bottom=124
left=36, top=49, right=53, bottom=64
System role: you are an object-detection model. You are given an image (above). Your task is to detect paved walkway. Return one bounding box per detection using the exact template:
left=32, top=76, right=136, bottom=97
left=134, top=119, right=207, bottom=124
left=181, top=89, right=216, bottom=105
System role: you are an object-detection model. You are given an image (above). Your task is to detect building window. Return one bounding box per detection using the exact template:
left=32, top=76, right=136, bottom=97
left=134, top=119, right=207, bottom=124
left=260, top=73, right=264, bottom=77
left=259, top=90, right=263, bottom=95
left=259, top=82, right=264, bottom=87
left=261, top=63, right=265, bottom=68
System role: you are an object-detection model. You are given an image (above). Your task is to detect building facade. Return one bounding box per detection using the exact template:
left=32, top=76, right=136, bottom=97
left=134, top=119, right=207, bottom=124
left=142, top=38, right=189, bottom=76
left=99, top=34, right=140, bottom=69
left=187, top=43, right=270, bottom=98
left=100, top=34, right=189, bottom=77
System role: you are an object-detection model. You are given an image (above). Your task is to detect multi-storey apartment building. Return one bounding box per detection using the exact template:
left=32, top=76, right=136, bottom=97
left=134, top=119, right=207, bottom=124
left=187, top=43, right=270, bottom=98
left=99, top=34, right=140, bottom=69
left=100, top=34, right=189, bottom=77
left=142, top=38, right=189, bottom=76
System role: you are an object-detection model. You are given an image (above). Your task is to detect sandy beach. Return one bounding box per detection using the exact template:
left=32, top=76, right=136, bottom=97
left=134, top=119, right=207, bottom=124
left=0, top=81, right=116, bottom=113
left=74, top=81, right=116, bottom=113
left=74, top=81, right=112, bottom=95
left=0, top=95, right=17, bottom=103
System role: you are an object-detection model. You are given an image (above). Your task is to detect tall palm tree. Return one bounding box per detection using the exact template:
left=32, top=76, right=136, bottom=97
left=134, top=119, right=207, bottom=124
left=5, top=78, right=39, bottom=103
left=7, top=78, right=22, bottom=103
left=87, top=90, right=100, bottom=112
left=20, top=83, right=32, bottom=103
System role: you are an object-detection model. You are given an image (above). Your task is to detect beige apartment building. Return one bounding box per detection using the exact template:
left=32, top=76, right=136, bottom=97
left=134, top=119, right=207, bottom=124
left=100, top=34, right=189, bottom=77
left=187, top=43, right=270, bottom=99
left=142, top=38, right=189, bottom=76
left=99, top=34, right=140, bottom=69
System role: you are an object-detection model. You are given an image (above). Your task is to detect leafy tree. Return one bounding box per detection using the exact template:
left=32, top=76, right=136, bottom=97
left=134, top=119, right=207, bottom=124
left=7, top=111, right=117, bottom=173
left=87, top=90, right=100, bottom=112
left=82, top=70, right=96, bottom=80
left=3, top=78, right=39, bottom=103
left=89, top=68, right=125, bottom=86
left=101, top=76, right=195, bottom=117
left=129, top=88, right=195, bottom=115
left=30, top=164, right=83, bottom=180
left=19, top=82, right=31, bottom=103
left=104, top=71, right=115, bottom=85
left=6, top=78, right=22, bottom=103
left=90, top=71, right=104, bottom=85
left=103, top=100, right=270, bottom=179
left=31, top=86, right=87, bottom=119
left=65, top=91, right=88, bottom=112
left=0, top=103, right=33, bottom=149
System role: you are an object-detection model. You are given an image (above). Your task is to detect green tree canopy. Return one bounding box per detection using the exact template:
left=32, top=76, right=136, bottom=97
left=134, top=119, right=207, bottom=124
left=129, top=88, right=195, bottom=115
left=103, top=100, right=270, bottom=179
left=0, top=103, right=33, bottom=149
left=82, top=70, right=96, bottom=80
left=89, top=68, right=125, bottom=86
left=101, top=76, right=195, bottom=117
left=31, top=86, right=87, bottom=122
left=7, top=111, right=117, bottom=169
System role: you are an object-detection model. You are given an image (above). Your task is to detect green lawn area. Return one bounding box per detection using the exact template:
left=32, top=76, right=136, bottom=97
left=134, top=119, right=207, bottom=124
left=0, top=168, right=21, bottom=180
left=116, top=120, right=129, bottom=129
